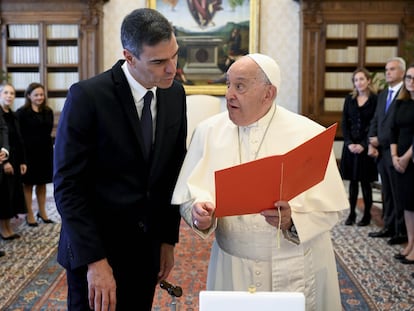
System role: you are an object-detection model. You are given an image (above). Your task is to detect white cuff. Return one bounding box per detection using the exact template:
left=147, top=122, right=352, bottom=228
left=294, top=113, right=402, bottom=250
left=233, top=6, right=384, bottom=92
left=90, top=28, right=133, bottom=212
left=1, top=147, right=9, bottom=160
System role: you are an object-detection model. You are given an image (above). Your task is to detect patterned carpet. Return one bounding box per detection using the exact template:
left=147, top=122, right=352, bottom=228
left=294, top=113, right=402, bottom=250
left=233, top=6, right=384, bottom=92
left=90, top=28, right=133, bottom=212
left=1, top=184, right=414, bottom=310
left=332, top=208, right=414, bottom=311
left=0, top=184, right=61, bottom=310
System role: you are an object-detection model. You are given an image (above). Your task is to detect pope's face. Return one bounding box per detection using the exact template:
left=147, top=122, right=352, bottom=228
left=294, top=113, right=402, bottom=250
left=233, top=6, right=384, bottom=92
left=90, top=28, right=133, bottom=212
left=225, top=57, right=275, bottom=126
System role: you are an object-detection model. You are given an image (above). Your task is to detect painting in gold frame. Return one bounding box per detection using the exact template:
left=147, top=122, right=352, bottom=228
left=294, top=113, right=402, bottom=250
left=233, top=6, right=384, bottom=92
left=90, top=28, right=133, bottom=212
left=147, top=0, right=260, bottom=95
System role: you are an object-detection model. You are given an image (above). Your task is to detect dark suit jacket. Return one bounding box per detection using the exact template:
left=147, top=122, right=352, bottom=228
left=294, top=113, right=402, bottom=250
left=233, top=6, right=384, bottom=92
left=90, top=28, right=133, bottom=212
left=54, top=60, right=187, bottom=270
left=368, top=87, right=401, bottom=157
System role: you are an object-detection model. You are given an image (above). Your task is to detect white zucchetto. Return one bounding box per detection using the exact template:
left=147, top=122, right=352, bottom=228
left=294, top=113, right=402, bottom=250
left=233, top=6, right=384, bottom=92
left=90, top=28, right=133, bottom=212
left=246, top=53, right=281, bottom=90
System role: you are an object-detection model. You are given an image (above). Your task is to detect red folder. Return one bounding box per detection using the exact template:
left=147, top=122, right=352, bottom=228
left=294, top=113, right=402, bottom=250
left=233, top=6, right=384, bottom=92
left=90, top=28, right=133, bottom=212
left=214, top=123, right=337, bottom=217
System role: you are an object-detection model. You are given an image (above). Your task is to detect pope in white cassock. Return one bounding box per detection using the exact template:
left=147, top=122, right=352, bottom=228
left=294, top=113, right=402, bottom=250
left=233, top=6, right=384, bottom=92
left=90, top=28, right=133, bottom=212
left=171, top=53, right=349, bottom=311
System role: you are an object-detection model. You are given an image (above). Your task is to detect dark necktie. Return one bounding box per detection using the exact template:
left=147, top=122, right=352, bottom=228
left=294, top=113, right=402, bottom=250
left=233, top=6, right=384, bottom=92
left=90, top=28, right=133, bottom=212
left=141, top=91, right=153, bottom=159
left=385, top=89, right=393, bottom=113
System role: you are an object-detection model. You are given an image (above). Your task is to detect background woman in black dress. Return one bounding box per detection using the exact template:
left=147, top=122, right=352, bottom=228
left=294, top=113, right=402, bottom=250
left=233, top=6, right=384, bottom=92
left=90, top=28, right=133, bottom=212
left=0, top=100, right=9, bottom=258
left=0, top=82, right=27, bottom=239
left=390, top=64, right=414, bottom=264
left=16, top=82, right=54, bottom=226
left=340, top=68, right=378, bottom=226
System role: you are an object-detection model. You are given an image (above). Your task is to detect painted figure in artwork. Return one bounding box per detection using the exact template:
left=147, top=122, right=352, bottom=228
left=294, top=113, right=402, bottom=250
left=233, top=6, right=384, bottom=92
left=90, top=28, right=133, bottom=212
left=187, top=0, right=223, bottom=27
left=163, top=0, right=179, bottom=11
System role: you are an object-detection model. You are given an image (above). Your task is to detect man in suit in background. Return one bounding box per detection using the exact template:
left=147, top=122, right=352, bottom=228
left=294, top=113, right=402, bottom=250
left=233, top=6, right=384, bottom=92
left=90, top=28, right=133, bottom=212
left=368, top=57, right=407, bottom=245
left=53, top=8, right=187, bottom=311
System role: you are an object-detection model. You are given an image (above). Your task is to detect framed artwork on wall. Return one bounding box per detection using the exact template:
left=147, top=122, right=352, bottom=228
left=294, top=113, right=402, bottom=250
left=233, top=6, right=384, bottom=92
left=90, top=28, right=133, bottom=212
left=147, top=0, right=260, bottom=95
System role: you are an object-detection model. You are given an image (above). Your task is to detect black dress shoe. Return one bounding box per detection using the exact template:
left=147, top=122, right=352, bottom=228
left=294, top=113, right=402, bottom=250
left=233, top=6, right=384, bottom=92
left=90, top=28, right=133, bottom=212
left=345, top=214, right=356, bottom=226
left=387, top=235, right=408, bottom=245
left=368, top=228, right=393, bottom=238
left=345, top=218, right=354, bottom=226
left=394, top=253, right=406, bottom=260
left=357, top=217, right=371, bottom=226
left=400, top=258, right=414, bottom=265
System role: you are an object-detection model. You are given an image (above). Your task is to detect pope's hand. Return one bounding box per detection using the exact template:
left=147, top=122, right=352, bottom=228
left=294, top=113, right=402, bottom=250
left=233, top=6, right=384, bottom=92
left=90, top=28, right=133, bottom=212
left=192, top=202, right=215, bottom=230
left=261, top=201, right=292, bottom=230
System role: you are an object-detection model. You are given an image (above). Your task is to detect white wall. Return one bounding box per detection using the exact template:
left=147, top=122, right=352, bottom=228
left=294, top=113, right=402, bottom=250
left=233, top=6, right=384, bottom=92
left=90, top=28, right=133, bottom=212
left=102, top=0, right=301, bottom=113
left=259, top=0, right=300, bottom=113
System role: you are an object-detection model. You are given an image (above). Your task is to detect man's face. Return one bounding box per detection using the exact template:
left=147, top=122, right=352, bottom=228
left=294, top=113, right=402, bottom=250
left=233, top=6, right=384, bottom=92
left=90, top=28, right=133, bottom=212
left=125, top=34, right=179, bottom=89
left=225, top=57, right=275, bottom=126
left=385, top=60, right=405, bottom=87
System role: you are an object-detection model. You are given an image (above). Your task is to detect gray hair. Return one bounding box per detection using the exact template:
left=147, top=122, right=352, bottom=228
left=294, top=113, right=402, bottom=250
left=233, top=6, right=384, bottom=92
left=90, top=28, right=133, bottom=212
left=386, top=57, right=406, bottom=72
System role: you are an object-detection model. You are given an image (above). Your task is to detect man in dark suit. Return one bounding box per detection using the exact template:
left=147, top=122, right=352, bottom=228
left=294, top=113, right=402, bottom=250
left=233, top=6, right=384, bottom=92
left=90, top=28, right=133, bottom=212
left=53, top=8, right=187, bottom=311
left=368, top=57, right=407, bottom=245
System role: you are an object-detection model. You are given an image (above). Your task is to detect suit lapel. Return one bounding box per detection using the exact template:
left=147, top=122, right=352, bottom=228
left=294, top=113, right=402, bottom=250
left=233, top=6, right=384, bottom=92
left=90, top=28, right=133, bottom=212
left=112, top=61, right=147, bottom=158
left=379, top=90, right=391, bottom=124
left=381, top=87, right=401, bottom=123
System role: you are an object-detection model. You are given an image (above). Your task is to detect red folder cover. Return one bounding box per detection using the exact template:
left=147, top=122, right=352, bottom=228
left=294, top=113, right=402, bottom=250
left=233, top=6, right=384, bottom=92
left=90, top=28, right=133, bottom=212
left=214, top=123, right=337, bottom=217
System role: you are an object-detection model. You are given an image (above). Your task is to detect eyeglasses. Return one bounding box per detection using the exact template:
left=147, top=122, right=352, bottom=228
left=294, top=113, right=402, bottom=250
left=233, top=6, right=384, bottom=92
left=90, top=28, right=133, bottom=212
left=405, top=75, right=414, bottom=82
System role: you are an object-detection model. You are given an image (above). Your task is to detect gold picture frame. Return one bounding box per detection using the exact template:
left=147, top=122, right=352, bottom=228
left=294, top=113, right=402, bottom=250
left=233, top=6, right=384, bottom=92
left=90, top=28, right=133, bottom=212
left=147, top=0, right=260, bottom=95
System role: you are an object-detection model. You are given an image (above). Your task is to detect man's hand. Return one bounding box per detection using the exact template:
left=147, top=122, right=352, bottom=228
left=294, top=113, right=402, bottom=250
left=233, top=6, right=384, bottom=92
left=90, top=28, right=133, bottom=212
left=87, top=258, right=117, bottom=311
left=369, top=136, right=379, bottom=148
left=0, top=150, right=6, bottom=164
left=3, top=162, right=13, bottom=175
left=158, top=243, right=174, bottom=282
left=368, top=144, right=378, bottom=158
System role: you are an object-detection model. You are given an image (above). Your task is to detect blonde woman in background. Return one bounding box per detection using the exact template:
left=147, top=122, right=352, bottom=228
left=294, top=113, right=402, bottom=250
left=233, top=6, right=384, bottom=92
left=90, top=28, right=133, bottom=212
left=340, top=68, right=378, bottom=226
left=0, top=82, right=27, bottom=240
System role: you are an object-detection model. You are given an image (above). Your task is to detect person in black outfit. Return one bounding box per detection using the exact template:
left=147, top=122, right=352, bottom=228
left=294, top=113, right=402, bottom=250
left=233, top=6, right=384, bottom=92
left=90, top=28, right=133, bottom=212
left=0, top=104, right=9, bottom=258
left=16, top=82, right=54, bottom=227
left=53, top=8, right=187, bottom=311
left=0, top=83, right=27, bottom=240
left=368, top=57, right=407, bottom=245
left=340, top=68, right=378, bottom=226
left=0, top=107, right=9, bottom=163
left=390, top=64, right=414, bottom=263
